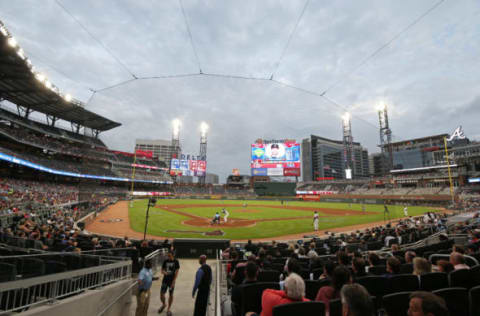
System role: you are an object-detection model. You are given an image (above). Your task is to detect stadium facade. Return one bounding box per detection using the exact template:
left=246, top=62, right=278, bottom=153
left=135, top=139, right=179, bottom=163
left=388, top=134, right=448, bottom=170
left=301, top=135, right=369, bottom=181
left=205, top=172, right=219, bottom=184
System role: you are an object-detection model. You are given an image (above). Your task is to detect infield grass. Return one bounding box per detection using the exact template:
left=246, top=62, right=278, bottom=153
left=128, top=199, right=439, bottom=240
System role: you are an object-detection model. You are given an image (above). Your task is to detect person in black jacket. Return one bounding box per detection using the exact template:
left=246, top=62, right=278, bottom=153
left=231, top=262, right=259, bottom=316
left=192, top=255, right=212, bottom=316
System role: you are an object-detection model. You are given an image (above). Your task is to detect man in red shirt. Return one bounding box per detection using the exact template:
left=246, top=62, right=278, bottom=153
left=246, top=273, right=309, bottom=316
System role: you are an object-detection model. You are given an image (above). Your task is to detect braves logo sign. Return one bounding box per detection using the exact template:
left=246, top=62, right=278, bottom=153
left=447, top=126, right=466, bottom=141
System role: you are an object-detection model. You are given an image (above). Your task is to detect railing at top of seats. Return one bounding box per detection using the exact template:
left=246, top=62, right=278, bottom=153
left=0, top=258, right=132, bottom=315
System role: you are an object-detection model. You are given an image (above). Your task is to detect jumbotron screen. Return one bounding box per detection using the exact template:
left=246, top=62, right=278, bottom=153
left=251, top=140, right=301, bottom=176
left=170, top=158, right=206, bottom=176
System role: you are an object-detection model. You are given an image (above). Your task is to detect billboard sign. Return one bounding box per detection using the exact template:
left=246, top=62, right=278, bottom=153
left=251, top=168, right=268, bottom=176
left=267, top=168, right=283, bottom=176
left=170, top=158, right=207, bottom=176
left=296, top=190, right=338, bottom=195
left=283, top=168, right=300, bottom=176
left=251, top=139, right=301, bottom=176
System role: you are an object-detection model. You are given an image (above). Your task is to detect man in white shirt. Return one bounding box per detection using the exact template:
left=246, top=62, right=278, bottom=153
left=403, top=205, right=408, bottom=217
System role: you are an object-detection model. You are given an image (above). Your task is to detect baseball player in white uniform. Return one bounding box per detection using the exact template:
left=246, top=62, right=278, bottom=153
left=403, top=206, right=408, bottom=217
left=313, top=211, right=319, bottom=231
left=222, top=208, right=229, bottom=223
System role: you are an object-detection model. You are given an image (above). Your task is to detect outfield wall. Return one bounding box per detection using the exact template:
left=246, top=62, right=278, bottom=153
left=151, top=193, right=452, bottom=206
left=301, top=194, right=451, bottom=206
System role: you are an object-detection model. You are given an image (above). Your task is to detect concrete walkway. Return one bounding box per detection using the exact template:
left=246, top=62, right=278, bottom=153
left=131, top=259, right=216, bottom=316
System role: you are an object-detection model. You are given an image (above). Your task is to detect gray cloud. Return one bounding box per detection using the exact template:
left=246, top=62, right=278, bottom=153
left=1, top=0, right=479, bottom=182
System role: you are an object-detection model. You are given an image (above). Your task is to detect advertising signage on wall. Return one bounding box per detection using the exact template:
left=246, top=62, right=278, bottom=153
left=170, top=158, right=206, bottom=176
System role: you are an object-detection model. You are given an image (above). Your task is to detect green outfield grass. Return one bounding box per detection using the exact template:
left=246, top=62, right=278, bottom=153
left=128, top=199, right=439, bottom=240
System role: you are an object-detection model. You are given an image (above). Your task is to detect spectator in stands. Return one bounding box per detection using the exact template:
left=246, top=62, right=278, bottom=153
left=227, top=251, right=240, bottom=276
left=384, top=257, right=401, bottom=277
left=263, top=255, right=274, bottom=270
left=316, top=266, right=351, bottom=313
left=413, top=257, right=432, bottom=276
left=449, top=252, right=470, bottom=270
left=245, top=240, right=256, bottom=253
left=319, top=260, right=336, bottom=280
left=257, top=249, right=267, bottom=267
left=340, top=284, right=375, bottom=316
left=297, top=247, right=307, bottom=259
left=246, top=273, right=308, bottom=316
left=136, top=259, right=153, bottom=316
left=452, top=244, right=465, bottom=254
left=192, top=255, right=212, bottom=316
left=405, top=250, right=417, bottom=264
left=337, top=250, right=350, bottom=266
left=436, top=260, right=454, bottom=274
left=231, top=255, right=256, bottom=285
left=231, top=262, right=259, bottom=316
left=466, top=244, right=477, bottom=256
left=158, top=250, right=180, bottom=316
left=307, top=243, right=318, bottom=258
left=283, top=252, right=298, bottom=273
left=408, top=291, right=448, bottom=316
left=366, top=252, right=380, bottom=273
left=351, top=257, right=367, bottom=279
left=280, top=258, right=301, bottom=289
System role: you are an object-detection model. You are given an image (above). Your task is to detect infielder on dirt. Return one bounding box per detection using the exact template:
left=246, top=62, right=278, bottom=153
left=313, top=211, right=319, bottom=231
left=222, top=208, right=229, bottom=223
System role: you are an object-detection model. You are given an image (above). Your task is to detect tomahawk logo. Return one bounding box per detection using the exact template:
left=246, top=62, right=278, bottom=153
left=447, top=126, right=466, bottom=141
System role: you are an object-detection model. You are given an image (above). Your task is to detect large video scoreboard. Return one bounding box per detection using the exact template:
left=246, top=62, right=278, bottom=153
left=251, top=139, right=301, bottom=177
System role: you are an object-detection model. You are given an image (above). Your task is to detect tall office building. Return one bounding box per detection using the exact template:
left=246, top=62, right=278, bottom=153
left=302, top=135, right=369, bottom=181
left=135, top=139, right=180, bottom=163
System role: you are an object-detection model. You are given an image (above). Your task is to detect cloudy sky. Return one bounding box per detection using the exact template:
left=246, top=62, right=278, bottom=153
left=1, top=0, right=479, bottom=181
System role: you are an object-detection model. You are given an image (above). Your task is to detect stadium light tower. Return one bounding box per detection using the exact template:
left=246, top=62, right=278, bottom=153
left=342, top=112, right=354, bottom=179
left=377, top=103, right=393, bottom=175
left=198, top=122, right=208, bottom=185
left=171, top=118, right=181, bottom=170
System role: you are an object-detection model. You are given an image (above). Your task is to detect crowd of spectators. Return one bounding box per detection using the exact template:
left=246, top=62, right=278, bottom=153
left=0, top=122, right=113, bottom=161
left=222, top=209, right=480, bottom=316
left=0, top=119, right=171, bottom=182
left=0, top=178, right=79, bottom=215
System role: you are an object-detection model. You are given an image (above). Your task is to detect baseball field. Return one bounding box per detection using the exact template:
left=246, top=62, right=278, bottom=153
left=119, top=199, right=439, bottom=240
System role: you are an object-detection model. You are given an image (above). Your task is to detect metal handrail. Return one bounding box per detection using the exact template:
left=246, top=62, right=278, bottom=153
left=0, top=260, right=131, bottom=291
left=0, top=259, right=132, bottom=314
left=97, top=280, right=138, bottom=316
left=97, top=249, right=166, bottom=316
left=144, top=249, right=166, bottom=274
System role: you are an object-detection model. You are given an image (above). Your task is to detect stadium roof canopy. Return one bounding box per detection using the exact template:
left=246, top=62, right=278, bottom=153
left=0, top=23, right=121, bottom=132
